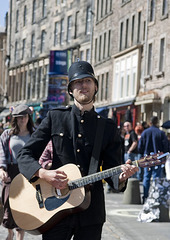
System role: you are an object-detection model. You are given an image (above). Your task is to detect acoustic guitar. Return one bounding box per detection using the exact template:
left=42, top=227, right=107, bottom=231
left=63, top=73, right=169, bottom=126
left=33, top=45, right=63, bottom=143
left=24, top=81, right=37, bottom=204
left=9, top=152, right=169, bottom=235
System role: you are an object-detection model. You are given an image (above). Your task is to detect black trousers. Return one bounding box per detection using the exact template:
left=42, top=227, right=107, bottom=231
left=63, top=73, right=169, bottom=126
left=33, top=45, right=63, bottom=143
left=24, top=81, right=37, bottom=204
left=42, top=215, right=103, bottom=240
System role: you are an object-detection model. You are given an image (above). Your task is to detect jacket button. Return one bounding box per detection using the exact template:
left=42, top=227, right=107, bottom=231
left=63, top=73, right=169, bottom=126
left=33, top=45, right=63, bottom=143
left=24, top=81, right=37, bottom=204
left=78, top=134, right=82, bottom=138
left=80, top=119, right=84, bottom=123
left=59, top=133, right=64, bottom=136
left=77, top=149, right=80, bottom=152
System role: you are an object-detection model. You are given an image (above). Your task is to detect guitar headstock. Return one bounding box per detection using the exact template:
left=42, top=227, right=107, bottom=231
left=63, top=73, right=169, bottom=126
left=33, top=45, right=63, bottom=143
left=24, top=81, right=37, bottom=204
left=137, top=152, right=169, bottom=168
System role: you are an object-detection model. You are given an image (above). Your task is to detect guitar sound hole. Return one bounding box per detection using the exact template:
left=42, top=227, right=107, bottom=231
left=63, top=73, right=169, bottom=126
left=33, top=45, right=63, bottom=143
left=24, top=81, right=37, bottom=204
left=55, top=187, right=70, bottom=199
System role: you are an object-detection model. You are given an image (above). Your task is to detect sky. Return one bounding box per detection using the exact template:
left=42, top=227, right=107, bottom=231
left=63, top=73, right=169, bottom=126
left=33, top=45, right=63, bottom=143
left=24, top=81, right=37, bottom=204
left=0, top=0, right=9, bottom=27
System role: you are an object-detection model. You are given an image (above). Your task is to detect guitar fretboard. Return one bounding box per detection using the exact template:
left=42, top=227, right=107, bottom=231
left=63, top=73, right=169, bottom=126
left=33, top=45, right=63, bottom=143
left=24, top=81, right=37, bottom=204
left=68, top=152, right=169, bottom=190
left=68, top=165, right=126, bottom=190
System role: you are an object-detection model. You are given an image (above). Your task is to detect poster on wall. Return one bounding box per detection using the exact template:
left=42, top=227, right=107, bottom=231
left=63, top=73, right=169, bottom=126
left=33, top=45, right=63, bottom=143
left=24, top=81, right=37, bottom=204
left=49, top=50, right=69, bottom=75
left=47, top=75, right=68, bottom=105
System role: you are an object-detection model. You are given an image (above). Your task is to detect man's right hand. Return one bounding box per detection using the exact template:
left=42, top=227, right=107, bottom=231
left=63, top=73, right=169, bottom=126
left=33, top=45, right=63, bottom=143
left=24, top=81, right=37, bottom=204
left=36, top=168, right=68, bottom=189
left=0, top=168, right=8, bottom=182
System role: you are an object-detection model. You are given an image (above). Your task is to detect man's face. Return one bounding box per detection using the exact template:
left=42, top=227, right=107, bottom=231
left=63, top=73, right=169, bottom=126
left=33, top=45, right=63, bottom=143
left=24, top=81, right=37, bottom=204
left=123, top=121, right=132, bottom=132
left=70, top=77, right=97, bottom=104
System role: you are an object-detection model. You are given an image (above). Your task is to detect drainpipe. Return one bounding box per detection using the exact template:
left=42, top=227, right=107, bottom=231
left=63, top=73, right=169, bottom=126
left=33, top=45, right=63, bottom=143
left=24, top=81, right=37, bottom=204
left=90, top=0, right=95, bottom=64
left=141, top=0, right=149, bottom=121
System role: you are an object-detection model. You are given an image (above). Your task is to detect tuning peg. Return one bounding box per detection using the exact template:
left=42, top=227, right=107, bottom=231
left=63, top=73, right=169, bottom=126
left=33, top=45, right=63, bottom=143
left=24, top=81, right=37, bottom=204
left=150, top=152, right=154, bottom=156
left=147, top=167, right=151, bottom=171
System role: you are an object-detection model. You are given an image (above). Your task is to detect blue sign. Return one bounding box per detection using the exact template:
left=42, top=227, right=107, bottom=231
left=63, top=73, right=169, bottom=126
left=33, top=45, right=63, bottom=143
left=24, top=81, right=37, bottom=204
left=49, top=50, right=68, bottom=75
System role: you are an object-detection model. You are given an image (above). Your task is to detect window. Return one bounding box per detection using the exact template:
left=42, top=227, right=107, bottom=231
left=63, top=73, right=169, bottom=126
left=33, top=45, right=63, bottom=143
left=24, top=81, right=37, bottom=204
left=54, top=22, right=59, bottom=45
left=101, top=0, right=103, bottom=18
left=67, top=16, right=72, bottom=43
left=98, top=35, right=102, bottom=61
left=131, top=15, right=135, bottom=45
left=86, top=49, right=90, bottom=62
left=126, top=57, right=130, bottom=97
left=162, top=0, right=168, bottom=16
left=107, top=30, right=111, bottom=57
left=149, top=0, right=155, bottom=22
left=74, top=11, right=79, bottom=39
left=42, top=0, right=47, bottom=18
left=95, top=38, right=98, bottom=63
left=159, top=38, right=165, bottom=72
left=16, top=10, right=19, bottom=32
left=32, top=68, right=37, bottom=99
left=14, top=41, right=19, bottom=62
left=105, top=72, right=109, bottom=100
left=119, top=22, right=124, bottom=50
left=41, top=30, right=46, bottom=53
left=31, top=33, right=35, bottom=57
left=86, top=6, right=91, bottom=35
left=137, top=11, right=141, bottom=43
left=32, top=0, right=36, bottom=24
left=27, top=70, right=32, bottom=100
left=22, top=39, right=26, bottom=60
left=96, top=0, right=99, bottom=21
left=103, top=32, right=106, bottom=59
left=56, top=0, right=60, bottom=6
left=105, top=0, right=108, bottom=15
left=120, top=60, right=125, bottom=98
left=60, top=19, right=64, bottom=45
left=101, top=74, right=104, bottom=101
left=113, top=50, right=139, bottom=101
left=80, top=51, right=84, bottom=60
left=37, top=67, right=42, bottom=98
left=110, top=0, right=112, bottom=12
left=23, top=6, right=27, bottom=26
left=147, top=43, right=152, bottom=75
left=143, top=21, right=146, bottom=41
left=125, top=19, right=129, bottom=48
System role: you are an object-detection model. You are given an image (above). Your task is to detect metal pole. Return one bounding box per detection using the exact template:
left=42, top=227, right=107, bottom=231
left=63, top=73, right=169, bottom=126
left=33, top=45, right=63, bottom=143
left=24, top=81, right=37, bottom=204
left=90, top=0, right=95, bottom=64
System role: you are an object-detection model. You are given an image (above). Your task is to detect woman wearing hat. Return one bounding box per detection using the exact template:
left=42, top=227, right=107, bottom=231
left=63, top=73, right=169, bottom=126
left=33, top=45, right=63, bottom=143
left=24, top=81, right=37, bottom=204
left=0, top=104, right=34, bottom=240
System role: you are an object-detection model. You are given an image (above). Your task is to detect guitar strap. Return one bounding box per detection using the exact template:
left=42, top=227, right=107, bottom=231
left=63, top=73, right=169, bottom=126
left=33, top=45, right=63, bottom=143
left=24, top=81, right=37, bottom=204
left=88, top=116, right=106, bottom=175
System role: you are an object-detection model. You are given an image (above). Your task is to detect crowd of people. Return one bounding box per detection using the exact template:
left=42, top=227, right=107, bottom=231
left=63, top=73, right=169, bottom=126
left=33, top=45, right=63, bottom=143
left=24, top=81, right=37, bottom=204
left=120, top=115, right=169, bottom=204
left=0, top=60, right=169, bottom=239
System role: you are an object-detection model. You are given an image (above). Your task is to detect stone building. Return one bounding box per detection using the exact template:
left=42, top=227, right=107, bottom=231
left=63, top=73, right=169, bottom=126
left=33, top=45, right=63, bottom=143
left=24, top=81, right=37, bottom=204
left=0, top=29, right=8, bottom=120
left=92, top=0, right=170, bottom=127
left=5, top=0, right=93, bottom=120
left=3, top=0, right=170, bottom=126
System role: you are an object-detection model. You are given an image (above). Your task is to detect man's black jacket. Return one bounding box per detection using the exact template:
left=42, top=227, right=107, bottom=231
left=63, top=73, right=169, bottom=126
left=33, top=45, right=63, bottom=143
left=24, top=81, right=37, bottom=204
left=17, top=105, right=125, bottom=227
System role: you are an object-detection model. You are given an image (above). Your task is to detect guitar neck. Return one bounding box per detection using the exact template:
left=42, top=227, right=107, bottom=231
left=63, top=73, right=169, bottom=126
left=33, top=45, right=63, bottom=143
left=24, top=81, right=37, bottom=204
left=68, top=164, right=124, bottom=190
left=68, top=152, right=169, bottom=190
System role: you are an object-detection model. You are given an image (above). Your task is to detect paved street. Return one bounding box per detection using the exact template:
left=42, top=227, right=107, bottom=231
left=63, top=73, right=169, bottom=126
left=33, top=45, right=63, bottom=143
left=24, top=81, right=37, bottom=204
left=0, top=183, right=170, bottom=240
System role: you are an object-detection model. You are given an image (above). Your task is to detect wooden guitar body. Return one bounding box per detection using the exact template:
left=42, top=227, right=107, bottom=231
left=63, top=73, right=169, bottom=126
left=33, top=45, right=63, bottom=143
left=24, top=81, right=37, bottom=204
left=9, top=164, right=91, bottom=235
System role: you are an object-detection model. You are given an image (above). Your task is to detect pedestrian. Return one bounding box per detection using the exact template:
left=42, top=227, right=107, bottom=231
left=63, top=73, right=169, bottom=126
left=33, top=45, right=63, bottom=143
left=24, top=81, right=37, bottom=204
left=123, top=121, right=138, bottom=169
left=138, top=116, right=169, bottom=203
left=0, top=104, right=34, bottom=240
left=141, top=121, right=149, bottom=130
left=135, top=124, right=144, bottom=181
left=39, top=140, right=53, bottom=170
left=17, top=60, right=138, bottom=240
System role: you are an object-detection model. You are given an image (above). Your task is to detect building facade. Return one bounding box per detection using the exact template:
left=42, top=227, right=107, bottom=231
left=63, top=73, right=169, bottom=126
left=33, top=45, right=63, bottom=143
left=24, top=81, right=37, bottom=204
left=0, top=30, right=8, bottom=118
left=3, top=0, right=170, bottom=127
left=92, top=0, right=170, bottom=127
left=5, top=0, right=93, bottom=120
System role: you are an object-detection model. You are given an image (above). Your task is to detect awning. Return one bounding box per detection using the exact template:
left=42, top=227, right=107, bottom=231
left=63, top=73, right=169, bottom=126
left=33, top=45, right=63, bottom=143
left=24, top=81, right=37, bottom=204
left=107, top=100, right=134, bottom=109
left=95, top=107, right=109, bottom=118
left=96, top=107, right=107, bottom=113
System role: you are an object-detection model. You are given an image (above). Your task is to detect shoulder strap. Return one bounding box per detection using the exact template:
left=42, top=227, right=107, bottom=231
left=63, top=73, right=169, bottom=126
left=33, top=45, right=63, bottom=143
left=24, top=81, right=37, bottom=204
left=88, top=117, right=106, bottom=175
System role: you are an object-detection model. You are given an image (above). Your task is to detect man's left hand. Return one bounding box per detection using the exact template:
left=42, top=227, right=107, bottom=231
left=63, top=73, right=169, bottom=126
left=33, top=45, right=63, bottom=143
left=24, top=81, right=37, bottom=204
left=119, top=159, right=139, bottom=183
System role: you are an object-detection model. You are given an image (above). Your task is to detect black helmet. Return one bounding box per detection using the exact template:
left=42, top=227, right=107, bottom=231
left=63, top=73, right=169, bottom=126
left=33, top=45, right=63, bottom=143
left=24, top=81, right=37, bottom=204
left=68, top=61, right=98, bottom=94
